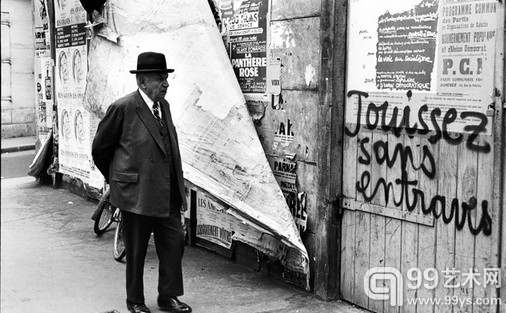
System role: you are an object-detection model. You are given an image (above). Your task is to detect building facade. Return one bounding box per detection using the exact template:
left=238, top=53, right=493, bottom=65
left=2, top=0, right=37, bottom=139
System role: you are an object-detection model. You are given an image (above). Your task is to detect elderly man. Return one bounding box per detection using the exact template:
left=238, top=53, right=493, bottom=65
left=92, top=52, right=191, bottom=313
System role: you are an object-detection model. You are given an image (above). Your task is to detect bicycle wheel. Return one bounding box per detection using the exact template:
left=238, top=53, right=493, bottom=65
left=113, top=213, right=126, bottom=262
left=93, top=197, right=114, bottom=235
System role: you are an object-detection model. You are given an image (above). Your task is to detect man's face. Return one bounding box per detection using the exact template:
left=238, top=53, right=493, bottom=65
left=142, top=73, right=169, bottom=102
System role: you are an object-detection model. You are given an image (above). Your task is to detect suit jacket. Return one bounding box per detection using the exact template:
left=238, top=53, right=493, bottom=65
left=92, top=90, right=187, bottom=217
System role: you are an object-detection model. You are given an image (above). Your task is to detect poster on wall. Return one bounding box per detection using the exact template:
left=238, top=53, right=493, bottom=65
left=193, top=186, right=297, bottom=262
left=34, top=54, right=54, bottom=130
left=346, top=0, right=498, bottom=135
left=55, top=0, right=93, bottom=183
left=55, top=0, right=87, bottom=27
left=33, top=0, right=50, bottom=51
left=196, top=191, right=235, bottom=249
left=33, top=0, right=52, bottom=132
left=270, top=157, right=307, bottom=233
left=216, top=0, right=269, bottom=94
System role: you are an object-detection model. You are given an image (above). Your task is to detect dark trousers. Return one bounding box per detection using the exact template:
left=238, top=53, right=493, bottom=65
left=122, top=209, right=185, bottom=304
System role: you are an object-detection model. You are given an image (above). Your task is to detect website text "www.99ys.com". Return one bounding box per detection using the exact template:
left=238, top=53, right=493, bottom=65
left=407, top=295, right=502, bottom=307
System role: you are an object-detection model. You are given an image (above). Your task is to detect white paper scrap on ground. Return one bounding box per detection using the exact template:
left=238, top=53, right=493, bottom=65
left=84, top=0, right=309, bottom=277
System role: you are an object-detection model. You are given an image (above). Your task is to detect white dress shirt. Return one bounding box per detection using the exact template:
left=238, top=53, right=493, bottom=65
left=138, top=88, right=162, bottom=119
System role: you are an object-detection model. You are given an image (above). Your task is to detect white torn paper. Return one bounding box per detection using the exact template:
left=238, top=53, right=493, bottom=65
left=84, top=0, right=309, bottom=277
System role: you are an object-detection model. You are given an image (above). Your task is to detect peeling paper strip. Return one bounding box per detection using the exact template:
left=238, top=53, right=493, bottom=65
left=304, top=64, right=316, bottom=87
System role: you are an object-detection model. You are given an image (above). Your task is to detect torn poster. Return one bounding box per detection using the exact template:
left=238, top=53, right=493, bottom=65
left=270, top=157, right=308, bottom=233
left=83, top=0, right=309, bottom=279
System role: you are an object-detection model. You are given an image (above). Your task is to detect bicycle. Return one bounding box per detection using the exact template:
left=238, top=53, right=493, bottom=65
left=92, top=185, right=115, bottom=235
left=112, top=210, right=125, bottom=262
left=91, top=185, right=126, bottom=262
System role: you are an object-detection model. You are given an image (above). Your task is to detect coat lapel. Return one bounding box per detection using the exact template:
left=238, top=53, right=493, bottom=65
left=135, top=92, right=168, bottom=157
left=160, top=99, right=186, bottom=209
left=160, top=100, right=180, bottom=157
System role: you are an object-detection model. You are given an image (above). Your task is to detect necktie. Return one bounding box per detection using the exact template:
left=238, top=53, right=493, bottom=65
left=153, top=101, right=163, bottom=127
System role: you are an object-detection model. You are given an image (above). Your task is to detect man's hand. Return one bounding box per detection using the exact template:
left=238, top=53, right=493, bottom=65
left=181, top=211, right=188, bottom=242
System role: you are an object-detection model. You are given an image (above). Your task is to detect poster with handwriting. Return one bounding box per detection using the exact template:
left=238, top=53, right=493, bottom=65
left=346, top=0, right=499, bottom=135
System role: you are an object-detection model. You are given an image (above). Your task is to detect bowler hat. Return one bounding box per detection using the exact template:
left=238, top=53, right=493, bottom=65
left=130, top=52, right=174, bottom=74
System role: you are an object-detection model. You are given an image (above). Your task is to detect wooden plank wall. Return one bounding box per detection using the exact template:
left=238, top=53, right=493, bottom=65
left=339, top=3, right=504, bottom=313
left=341, top=128, right=501, bottom=313
left=255, top=0, right=504, bottom=307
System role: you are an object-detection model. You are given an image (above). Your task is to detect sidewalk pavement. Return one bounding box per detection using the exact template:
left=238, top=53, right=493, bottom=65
left=1, top=176, right=368, bottom=313
left=1, top=136, right=37, bottom=154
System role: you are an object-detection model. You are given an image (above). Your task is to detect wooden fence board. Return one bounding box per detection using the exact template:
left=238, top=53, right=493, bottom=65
left=384, top=218, right=402, bottom=313
left=369, top=213, right=386, bottom=313
left=453, top=143, right=479, bottom=313
left=354, top=210, right=371, bottom=308
left=342, top=126, right=358, bottom=199
left=401, top=135, right=419, bottom=313
left=386, top=135, right=404, bottom=210
left=434, top=140, right=458, bottom=313
left=400, top=220, right=418, bottom=313
left=340, top=209, right=356, bottom=301
left=415, top=139, right=438, bottom=313
left=473, top=136, right=498, bottom=313
left=354, top=131, right=372, bottom=308
left=368, top=132, right=388, bottom=313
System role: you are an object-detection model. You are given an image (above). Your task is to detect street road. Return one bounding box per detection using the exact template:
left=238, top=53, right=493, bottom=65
left=1, top=150, right=36, bottom=179
left=1, top=176, right=365, bottom=313
left=1, top=175, right=364, bottom=313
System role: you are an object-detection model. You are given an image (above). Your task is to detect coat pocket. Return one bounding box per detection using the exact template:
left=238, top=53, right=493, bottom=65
left=112, top=171, right=139, bottom=183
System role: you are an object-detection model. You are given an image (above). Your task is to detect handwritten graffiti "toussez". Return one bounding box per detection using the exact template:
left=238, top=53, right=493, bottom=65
left=346, top=90, right=490, bottom=153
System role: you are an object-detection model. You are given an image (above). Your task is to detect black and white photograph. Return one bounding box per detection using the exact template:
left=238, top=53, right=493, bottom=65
left=1, top=1, right=505, bottom=313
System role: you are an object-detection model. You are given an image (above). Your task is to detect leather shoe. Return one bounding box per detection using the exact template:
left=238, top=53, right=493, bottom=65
left=158, top=297, right=192, bottom=313
left=126, top=301, right=151, bottom=313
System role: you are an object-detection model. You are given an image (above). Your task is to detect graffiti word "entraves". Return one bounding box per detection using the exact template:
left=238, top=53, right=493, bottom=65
left=345, top=90, right=490, bottom=153
left=355, top=154, right=492, bottom=236
left=355, top=136, right=492, bottom=236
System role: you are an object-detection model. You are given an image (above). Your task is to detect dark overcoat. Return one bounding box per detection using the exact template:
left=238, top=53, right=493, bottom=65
left=92, top=90, right=187, bottom=217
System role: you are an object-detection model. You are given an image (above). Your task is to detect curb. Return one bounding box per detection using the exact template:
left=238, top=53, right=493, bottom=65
left=1, top=144, right=36, bottom=154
